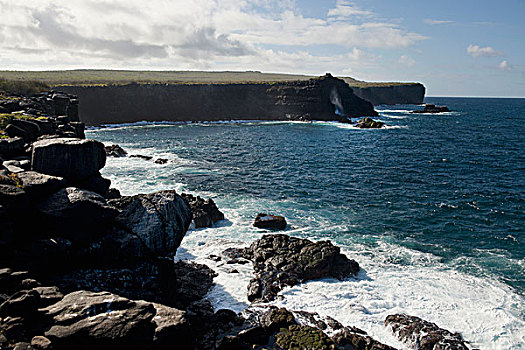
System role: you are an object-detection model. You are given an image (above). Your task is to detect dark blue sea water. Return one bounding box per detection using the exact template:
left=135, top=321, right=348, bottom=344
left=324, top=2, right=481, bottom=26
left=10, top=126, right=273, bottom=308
left=89, top=97, right=525, bottom=348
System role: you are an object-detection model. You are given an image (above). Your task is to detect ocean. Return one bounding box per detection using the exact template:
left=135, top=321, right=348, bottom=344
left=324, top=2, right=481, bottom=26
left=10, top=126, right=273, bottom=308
left=88, top=97, right=525, bottom=349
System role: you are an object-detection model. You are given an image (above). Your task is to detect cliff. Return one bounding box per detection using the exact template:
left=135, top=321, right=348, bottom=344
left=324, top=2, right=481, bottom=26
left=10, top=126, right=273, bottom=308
left=59, top=74, right=377, bottom=125
left=341, top=78, right=425, bottom=105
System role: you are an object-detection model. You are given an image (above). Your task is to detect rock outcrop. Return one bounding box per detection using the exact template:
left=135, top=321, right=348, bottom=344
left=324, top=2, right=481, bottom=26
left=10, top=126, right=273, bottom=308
left=59, top=74, right=377, bottom=125
left=226, top=234, right=360, bottom=302
left=411, top=104, right=450, bottom=114
left=355, top=117, right=385, bottom=129
left=32, top=138, right=106, bottom=181
left=110, top=190, right=193, bottom=256
left=385, top=314, right=469, bottom=350
left=181, top=193, right=225, bottom=228
left=253, top=213, right=287, bottom=230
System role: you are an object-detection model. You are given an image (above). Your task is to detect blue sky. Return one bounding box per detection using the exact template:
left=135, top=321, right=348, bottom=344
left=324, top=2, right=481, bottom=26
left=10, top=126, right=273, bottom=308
left=0, top=0, right=523, bottom=97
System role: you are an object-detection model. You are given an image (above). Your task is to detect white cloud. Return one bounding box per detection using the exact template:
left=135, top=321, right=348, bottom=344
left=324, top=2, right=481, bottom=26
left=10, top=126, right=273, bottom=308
left=498, top=60, right=512, bottom=71
left=328, top=0, right=373, bottom=18
left=399, top=55, right=415, bottom=67
left=467, top=44, right=504, bottom=58
left=0, top=0, right=424, bottom=72
left=423, top=19, right=454, bottom=25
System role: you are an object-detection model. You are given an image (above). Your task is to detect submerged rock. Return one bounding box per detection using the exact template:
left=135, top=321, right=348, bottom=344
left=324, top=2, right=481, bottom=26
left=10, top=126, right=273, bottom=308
left=181, top=193, right=225, bottom=228
left=385, top=314, right=469, bottom=350
left=228, top=234, right=360, bottom=302
left=253, top=213, right=287, bottom=230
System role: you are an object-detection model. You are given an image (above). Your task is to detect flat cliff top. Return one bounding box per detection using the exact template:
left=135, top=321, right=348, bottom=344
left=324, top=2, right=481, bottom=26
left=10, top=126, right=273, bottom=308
left=0, top=69, right=422, bottom=88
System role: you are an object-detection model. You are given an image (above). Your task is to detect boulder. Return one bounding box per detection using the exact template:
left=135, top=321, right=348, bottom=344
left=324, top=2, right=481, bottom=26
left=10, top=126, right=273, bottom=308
left=110, top=190, right=192, bottom=257
left=38, top=187, right=119, bottom=243
left=355, top=117, right=384, bottom=129
left=0, top=137, right=25, bottom=157
left=151, top=303, right=194, bottom=349
left=69, top=122, right=85, bottom=139
left=104, top=144, right=127, bottom=157
left=30, top=336, right=52, bottom=350
left=253, top=213, right=287, bottom=230
left=32, top=286, right=64, bottom=307
left=228, top=234, right=360, bottom=302
left=385, top=314, right=469, bottom=350
left=43, top=290, right=157, bottom=350
left=6, top=119, right=41, bottom=142
left=181, top=193, right=225, bottom=228
left=31, top=138, right=106, bottom=181
left=17, top=171, right=66, bottom=198
left=154, top=158, right=168, bottom=164
left=33, top=119, right=56, bottom=136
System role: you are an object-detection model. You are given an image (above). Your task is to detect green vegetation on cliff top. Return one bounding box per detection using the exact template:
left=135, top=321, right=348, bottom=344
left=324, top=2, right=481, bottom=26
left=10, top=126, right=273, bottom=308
left=0, top=70, right=421, bottom=88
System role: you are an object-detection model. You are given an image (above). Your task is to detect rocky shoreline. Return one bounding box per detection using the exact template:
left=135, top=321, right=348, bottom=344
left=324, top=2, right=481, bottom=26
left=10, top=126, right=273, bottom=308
left=0, top=90, right=472, bottom=349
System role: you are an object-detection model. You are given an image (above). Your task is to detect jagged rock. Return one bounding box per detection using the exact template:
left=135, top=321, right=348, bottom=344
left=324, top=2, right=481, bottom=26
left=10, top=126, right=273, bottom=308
left=0, top=137, right=25, bottom=157
left=332, top=327, right=396, bottom=350
left=104, top=144, right=127, bottom=157
left=6, top=120, right=41, bottom=142
left=181, top=193, right=225, bottom=228
left=38, top=187, right=119, bottom=243
left=110, top=190, right=192, bottom=257
left=253, top=213, right=287, bottom=230
left=229, top=234, right=359, bottom=302
left=43, top=290, right=157, bottom=350
left=355, top=117, right=384, bottom=129
left=17, top=171, right=66, bottom=198
left=385, top=314, right=469, bottom=350
left=31, top=138, right=106, bottom=181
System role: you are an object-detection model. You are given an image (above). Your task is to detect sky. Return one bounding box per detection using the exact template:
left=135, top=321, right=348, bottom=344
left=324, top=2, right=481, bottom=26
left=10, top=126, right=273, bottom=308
left=0, top=0, right=523, bottom=97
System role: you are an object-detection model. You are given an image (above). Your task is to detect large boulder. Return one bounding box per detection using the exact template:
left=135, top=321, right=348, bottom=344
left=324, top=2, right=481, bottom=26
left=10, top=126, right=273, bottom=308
left=227, top=234, right=360, bottom=302
left=385, top=314, right=469, bottom=350
left=43, top=290, right=156, bottom=350
left=31, top=138, right=106, bottom=181
left=110, top=190, right=192, bottom=257
left=181, top=193, right=225, bottom=228
left=39, top=187, right=119, bottom=243
left=0, top=137, right=25, bottom=157
left=6, top=119, right=41, bottom=142
left=17, top=171, right=66, bottom=198
left=253, top=213, right=287, bottom=230
left=104, top=144, right=127, bottom=157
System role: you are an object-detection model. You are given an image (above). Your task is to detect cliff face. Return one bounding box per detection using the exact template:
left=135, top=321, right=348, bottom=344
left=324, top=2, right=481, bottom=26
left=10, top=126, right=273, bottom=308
left=350, top=84, right=425, bottom=106
left=59, top=75, right=377, bottom=125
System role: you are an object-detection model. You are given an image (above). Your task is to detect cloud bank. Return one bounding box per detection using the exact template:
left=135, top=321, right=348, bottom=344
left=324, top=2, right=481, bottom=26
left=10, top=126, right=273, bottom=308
left=0, top=0, right=425, bottom=74
left=467, top=44, right=504, bottom=58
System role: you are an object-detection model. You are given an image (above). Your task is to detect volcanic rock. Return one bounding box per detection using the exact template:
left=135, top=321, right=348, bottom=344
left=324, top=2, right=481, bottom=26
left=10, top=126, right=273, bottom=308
left=6, top=120, right=41, bottom=142
left=181, top=193, right=225, bottom=228
left=412, top=104, right=450, bottom=114
left=355, top=117, right=384, bottom=129
left=0, top=137, right=25, bottom=157
left=385, top=314, right=469, bottom=350
left=38, top=187, right=119, bottom=243
left=253, top=213, right=287, bottom=230
left=228, top=234, right=360, bottom=302
left=110, top=190, right=192, bottom=257
left=104, top=144, right=127, bottom=157
left=31, top=138, right=106, bottom=181
left=17, top=171, right=66, bottom=198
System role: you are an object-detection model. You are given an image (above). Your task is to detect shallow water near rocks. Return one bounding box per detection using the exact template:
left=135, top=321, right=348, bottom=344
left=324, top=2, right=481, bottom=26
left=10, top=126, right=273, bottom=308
left=89, top=97, right=525, bottom=349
